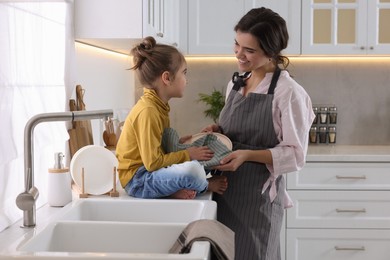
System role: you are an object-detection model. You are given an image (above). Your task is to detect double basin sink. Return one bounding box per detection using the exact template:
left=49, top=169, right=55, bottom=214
left=3, top=198, right=217, bottom=259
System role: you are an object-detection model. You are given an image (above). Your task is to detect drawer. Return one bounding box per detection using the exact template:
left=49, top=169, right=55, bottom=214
left=287, top=191, right=390, bottom=229
left=286, top=228, right=390, bottom=260
left=287, top=162, right=390, bottom=190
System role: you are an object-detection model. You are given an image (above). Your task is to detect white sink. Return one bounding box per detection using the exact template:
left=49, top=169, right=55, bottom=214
left=59, top=198, right=217, bottom=223
left=1, top=198, right=216, bottom=259
left=18, top=221, right=210, bottom=259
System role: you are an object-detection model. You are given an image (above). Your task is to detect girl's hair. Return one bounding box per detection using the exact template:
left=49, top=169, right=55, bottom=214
left=234, top=7, right=290, bottom=69
left=130, top=36, right=186, bottom=87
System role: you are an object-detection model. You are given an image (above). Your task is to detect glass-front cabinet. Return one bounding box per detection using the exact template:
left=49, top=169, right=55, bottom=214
left=302, top=0, right=390, bottom=55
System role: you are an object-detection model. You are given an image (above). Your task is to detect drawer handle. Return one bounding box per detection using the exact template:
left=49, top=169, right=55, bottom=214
left=336, top=175, right=366, bottom=180
left=335, top=246, right=365, bottom=251
left=336, top=208, right=366, bottom=213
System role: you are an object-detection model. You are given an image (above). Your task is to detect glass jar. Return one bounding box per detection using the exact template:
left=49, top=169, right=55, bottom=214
left=319, top=107, right=328, bottom=124
left=328, top=126, right=336, bottom=144
left=319, top=126, right=327, bottom=143
left=312, top=106, right=319, bottom=124
left=329, top=106, right=337, bottom=124
left=309, top=126, right=318, bottom=144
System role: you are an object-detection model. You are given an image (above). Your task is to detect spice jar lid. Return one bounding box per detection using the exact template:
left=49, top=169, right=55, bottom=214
left=319, top=126, right=327, bottom=132
left=329, top=107, right=337, bottom=112
left=312, top=107, right=318, bottom=112
left=328, top=126, right=336, bottom=132
left=320, top=107, right=328, bottom=112
left=310, top=126, right=317, bottom=131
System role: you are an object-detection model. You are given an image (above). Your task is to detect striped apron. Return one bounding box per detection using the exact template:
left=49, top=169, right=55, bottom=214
left=214, top=68, right=285, bottom=260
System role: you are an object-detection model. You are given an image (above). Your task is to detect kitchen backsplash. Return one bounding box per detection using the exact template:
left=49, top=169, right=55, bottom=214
left=168, top=57, right=390, bottom=145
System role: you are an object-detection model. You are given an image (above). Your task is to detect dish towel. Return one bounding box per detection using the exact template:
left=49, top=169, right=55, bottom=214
left=161, top=128, right=231, bottom=169
left=169, top=219, right=235, bottom=260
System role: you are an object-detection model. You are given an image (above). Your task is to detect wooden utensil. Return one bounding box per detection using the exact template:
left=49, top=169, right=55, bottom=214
left=68, top=99, right=90, bottom=158
left=76, top=85, right=94, bottom=144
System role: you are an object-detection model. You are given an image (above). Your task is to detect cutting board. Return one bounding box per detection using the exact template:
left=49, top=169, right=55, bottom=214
left=76, top=85, right=94, bottom=145
left=68, top=98, right=91, bottom=158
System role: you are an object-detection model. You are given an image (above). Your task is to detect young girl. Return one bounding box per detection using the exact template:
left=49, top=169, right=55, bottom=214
left=116, top=37, right=227, bottom=199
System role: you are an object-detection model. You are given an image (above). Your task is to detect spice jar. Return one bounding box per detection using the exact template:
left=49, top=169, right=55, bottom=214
left=319, top=107, right=328, bottom=124
left=309, top=126, right=318, bottom=144
left=329, top=106, right=337, bottom=124
left=328, top=126, right=336, bottom=144
left=319, top=126, right=327, bottom=143
left=312, top=107, right=318, bottom=124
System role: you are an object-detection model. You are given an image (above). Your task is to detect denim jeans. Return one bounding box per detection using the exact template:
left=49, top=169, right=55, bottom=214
left=124, top=160, right=209, bottom=198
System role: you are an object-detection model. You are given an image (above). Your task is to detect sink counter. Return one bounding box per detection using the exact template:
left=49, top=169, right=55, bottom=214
left=0, top=187, right=215, bottom=259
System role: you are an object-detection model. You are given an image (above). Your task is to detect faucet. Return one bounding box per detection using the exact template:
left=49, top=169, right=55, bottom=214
left=16, top=109, right=113, bottom=228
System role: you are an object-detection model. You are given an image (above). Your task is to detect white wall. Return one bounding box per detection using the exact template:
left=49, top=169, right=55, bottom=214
left=74, top=42, right=134, bottom=145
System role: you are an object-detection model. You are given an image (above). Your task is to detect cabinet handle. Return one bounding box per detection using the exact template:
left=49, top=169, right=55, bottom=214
left=369, top=46, right=374, bottom=50
left=336, top=208, right=366, bottom=213
left=336, top=175, right=366, bottom=180
left=335, top=246, right=365, bottom=251
left=156, top=32, right=164, bottom=38
left=360, top=46, right=365, bottom=50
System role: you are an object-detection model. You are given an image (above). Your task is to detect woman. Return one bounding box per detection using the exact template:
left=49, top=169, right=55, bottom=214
left=203, top=7, right=315, bottom=260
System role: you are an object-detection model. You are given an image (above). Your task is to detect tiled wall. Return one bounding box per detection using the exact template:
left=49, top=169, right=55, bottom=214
left=169, top=57, right=390, bottom=145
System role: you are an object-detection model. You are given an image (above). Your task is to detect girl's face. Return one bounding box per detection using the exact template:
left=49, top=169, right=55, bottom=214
left=168, top=62, right=187, bottom=98
left=233, top=30, right=272, bottom=73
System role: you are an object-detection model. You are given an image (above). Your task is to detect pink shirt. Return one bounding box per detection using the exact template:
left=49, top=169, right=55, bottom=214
left=225, top=70, right=315, bottom=208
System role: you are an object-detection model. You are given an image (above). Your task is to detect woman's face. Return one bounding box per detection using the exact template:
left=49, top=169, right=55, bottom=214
left=234, top=30, right=272, bottom=73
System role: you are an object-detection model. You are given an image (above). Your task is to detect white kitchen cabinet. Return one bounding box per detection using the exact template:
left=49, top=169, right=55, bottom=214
left=187, top=0, right=301, bottom=55
left=302, top=0, right=390, bottom=55
left=287, top=229, right=390, bottom=260
left=285, top=158, right=390, bottom=260
left=74, top=0, right=184, bottom=54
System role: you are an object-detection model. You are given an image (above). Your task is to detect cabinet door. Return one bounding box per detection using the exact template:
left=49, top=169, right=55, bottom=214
left=287, top=229, right=390, bottom=260
left=287, top=162, right=390, bottom=190
left=188, top=0, right=246, bottom=55
left=287, top=190, right=390, bottom=229
left=367, top=0, right=390, bottom=54
left=143, top=0, right=183, bottom=48
left=245, top=0, right=301, bottom=55
left=75, top=0, right=143, bottom=39
left=302, top=0, right=368, bottom=55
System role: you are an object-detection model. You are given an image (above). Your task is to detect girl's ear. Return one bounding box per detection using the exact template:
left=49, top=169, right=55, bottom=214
left=161, top=71, right=171, bottom=85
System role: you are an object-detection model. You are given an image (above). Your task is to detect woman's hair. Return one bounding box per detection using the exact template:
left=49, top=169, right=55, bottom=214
left=234, top=7, right=290, bottom=69
left=130, top=36, right=186, bottom=87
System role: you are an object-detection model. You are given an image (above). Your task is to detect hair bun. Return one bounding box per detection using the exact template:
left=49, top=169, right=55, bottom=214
left=140, top=36, right=156, bottom=50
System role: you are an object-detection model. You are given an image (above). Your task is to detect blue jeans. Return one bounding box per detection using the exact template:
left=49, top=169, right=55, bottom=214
left=124, top=160, right=209, bottom=198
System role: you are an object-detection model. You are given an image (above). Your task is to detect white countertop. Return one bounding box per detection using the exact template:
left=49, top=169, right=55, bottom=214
left=307, top=145, right=390, bottom=162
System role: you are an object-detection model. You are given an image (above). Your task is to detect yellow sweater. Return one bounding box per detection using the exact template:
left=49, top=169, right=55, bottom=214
left=116, top=88, right=190, bottom=187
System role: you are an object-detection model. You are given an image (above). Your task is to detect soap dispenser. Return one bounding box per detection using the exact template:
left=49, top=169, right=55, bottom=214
left=47, top=152, right=72, bottom=207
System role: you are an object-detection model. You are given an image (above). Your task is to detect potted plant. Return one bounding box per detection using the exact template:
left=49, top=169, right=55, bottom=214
left=197, top=88, right=225, bottom=123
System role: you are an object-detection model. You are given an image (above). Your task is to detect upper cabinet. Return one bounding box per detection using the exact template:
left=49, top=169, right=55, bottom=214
left=74, top=0, right=184, bottom=54
left=187, top=0, right=301, bottom=55
left=302, top=0, right=390, bottom=55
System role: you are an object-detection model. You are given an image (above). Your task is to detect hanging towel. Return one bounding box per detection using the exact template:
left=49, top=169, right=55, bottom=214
left=169, top=219, right=235, bottom=260
left=162, top=128, right=231, bottom=169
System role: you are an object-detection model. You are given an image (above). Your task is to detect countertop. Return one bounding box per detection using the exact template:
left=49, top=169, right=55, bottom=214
left=307, top=145, right=390, bottom=162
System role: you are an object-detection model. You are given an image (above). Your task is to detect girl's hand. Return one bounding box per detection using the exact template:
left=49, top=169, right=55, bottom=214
left=201, top=124, right=220, bottom=133
left=214, top=150, right=248, bottom=171
left=186, top=146, right=214, bottom=161
left=179, top=135, right=192, bottom=144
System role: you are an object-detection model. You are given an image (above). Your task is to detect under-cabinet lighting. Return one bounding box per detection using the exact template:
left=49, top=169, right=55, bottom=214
left=185, top=56, right=390, bottom=63
left=75, top=41, right=130, bottom=58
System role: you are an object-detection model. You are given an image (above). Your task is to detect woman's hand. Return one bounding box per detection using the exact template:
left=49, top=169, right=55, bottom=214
left=179, top=135, right=192, bottom=144
left=186, top=146, right=214, bottom=161
left=214, top=150, right=248, bottom=171
left=201, top=124, right=221, bottom=133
